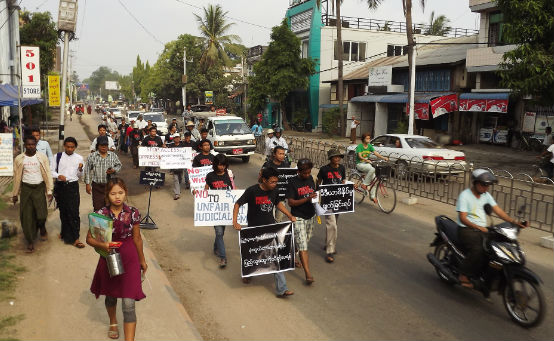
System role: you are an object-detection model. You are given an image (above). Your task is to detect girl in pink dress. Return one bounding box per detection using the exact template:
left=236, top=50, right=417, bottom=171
left=86, top=178, right=147, bottom=340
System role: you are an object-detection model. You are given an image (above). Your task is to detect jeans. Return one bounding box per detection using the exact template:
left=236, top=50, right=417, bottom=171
left=274, top=272, right=288, bottom=295
left=356, top=162, right=376, bottom=197
left=213, top=225, right=226, bottom=260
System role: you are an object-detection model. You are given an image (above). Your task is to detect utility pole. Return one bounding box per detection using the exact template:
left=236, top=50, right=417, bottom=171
left=242, top=56, right=247, bottom=119
left=407, top=43, right=416, bottom=135
left=68, top=51, right=73, bottom=108
left=182, top=47, right=186, bottom=110
left=57, top=0, right=78, bottom=151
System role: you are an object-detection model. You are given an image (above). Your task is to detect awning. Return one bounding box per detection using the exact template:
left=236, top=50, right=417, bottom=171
left=350, top=92, right=455, bottom=104
left=0, top=84, right=44, bottom=107
left=319, top=104, right=347, bottom=109
left=459, top=92, right=509, bottom=113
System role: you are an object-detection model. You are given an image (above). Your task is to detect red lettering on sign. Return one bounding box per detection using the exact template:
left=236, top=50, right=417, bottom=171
left=25, top=62, right=35, bottom=70
left=25, top=50, right=35, bottom=58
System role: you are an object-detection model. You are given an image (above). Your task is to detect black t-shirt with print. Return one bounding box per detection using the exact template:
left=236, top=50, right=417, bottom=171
left=130, top=129, right=142, bottom=147
left=261, top=159, right=291, bottom=170
left=236, top=184, right=280, bottom=227
left=205, top=171, right=232, bottom=190
left=317, top=164, right=346, bottom=185
left=192, top=153, right=214, bottom=167
left=141, top=135, right=163, bottom=147
left=195, top=138, right=214, bottom=152
left=286, top=176, right=316, bottom=219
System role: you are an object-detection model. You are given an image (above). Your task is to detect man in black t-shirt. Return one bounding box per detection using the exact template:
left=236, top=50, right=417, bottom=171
left=261, top=146, right=290, bottom=170
left=181, top=131, right=196, bottom=148
left=141, top=126, right=164, bottom=147
left=117, top=118, right=130, bottom=153
left=286, top=158, right=317, bottom=285
left=129, top=126, right=143, bottom=169
left=316, top=148, right=346, bottom=263
left=233, top=167, right=295, bottom=298
left=192, top=140, right=214, bottom=167
left=195, top=128, right=213, bottom=152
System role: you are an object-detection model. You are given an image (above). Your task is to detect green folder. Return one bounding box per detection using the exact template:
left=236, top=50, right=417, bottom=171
left=88, top=212, right=113, bottom=257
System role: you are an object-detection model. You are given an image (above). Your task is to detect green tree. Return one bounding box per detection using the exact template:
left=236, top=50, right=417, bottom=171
left=424, top=11, right=450, bottom=36
left=82, top=66, right=120, bottom=97
left=194, top=4, right=242, bottom=69
left=132, top=55, right=146, bottom=100
left=367, top=0, right=425, bottom=134
left=248, top=19, right=316, bottom=128
left=19, top=11, right=58, bottom=88
left=497, top=0, right=554, bottom=105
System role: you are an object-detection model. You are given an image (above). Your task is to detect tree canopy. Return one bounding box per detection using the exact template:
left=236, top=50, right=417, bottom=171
left=497, top=0, right=554, bottom=105
left=82, top=66, right=120, bottom=95
left=248, top=19, right=316, bottom=115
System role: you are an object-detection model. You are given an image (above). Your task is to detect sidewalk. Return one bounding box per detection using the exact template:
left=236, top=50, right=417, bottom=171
left=6, top=114, right=202, bottom=340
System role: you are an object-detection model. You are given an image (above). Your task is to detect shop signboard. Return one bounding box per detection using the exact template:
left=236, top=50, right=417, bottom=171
left=430, top=94, right=457, bottom=118
left=522, top=112, right=536, bottom=133
left=368, top=66, right=392, bottom=87
left=20, top=46, right=41, bottom=98
left=405, top=103, right=429, bottom=120
left=48, top=75, right=60, bottom=107
left=486, top=99, right=508, bottom=113
left=205, top=91, right=214, bottom=105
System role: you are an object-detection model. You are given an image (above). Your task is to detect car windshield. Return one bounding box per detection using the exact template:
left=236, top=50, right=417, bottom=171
left=214, top=120, right=251, bottom=135
left=128, top=112, right=140, bottom=118
left=144, top=114, right=164, bottom=122
left=405, top=138, right=441, bottom=149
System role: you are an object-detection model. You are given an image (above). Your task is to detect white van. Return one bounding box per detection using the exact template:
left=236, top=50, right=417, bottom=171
left=206, top=116, right=256, bottom=163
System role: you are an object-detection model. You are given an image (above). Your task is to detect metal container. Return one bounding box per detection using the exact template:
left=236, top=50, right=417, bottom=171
left=106, top=249, right=125, bottom=277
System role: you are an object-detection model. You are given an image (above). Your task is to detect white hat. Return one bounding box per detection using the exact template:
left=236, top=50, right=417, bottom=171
left=267, top=129, right=274, bottom=134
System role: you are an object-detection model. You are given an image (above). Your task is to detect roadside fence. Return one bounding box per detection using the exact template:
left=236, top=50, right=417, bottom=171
left=256, top=136, right=554, bottom=233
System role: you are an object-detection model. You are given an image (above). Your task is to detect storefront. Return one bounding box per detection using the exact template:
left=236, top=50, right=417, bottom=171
left=459, top=92, right=511, bottom=145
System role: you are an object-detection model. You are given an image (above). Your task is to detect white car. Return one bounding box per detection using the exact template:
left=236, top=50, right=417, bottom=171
left=108, top=108, right=122, bottom=119
left=369, top=134, right=468, bottom=174
left=143, top=112, right=168, bottom=135
left=126, top=110, right=142, bottom=122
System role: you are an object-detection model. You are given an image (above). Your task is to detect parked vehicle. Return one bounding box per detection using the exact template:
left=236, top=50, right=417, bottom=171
left=427, top=205, right=545, bottom=328
left=143, top=112, right=168, bottom=135
left=369, top=134, right=467, bottom=175
left=126, top=110, right=142, bottom=122
left=108, top=108, right=123, bottom=119
left=206, top=116, right=256, bottom=163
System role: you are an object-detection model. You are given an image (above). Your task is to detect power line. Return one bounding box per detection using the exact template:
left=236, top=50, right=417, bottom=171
left=0, top=0, right=21, bottom=31
left=34, top=0, right=51, bottom=10
left=116, top=0, right=164, bottom=46
left=172, top=0, right=271, bottom=30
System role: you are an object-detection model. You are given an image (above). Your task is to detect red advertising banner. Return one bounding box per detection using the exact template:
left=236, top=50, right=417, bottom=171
left=406, top=103, right=429, bottom=120
left=459, top=98, right=486, bottom=112
left=430, top=94, right=458, bottom=118
left=485, top=99, right=508, bottom=113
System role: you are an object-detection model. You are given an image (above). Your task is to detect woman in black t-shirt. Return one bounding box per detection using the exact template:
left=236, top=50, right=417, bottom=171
left=316, top=148, right=346, bottom=263
left=204, top=154, right=235, bottom=268
left=286, top=158, right=317, bottom=285
left=233, top=167, right=296, bottom=298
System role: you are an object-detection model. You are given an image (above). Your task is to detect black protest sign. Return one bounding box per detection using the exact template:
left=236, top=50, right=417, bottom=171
left=239, top=222, right=294, bottom=278
left=139, top=171, right=165, bottom=186
left=318, top=183, right=354, bottom=215
left=277, top=168, right=297, bottom=200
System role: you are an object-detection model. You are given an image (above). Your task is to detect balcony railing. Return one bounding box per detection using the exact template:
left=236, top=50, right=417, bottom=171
left=322, top=14, right=479, bottom=38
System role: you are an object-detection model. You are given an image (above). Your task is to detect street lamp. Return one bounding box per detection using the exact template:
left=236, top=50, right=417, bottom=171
left=56, top=0, right=78, bottom=151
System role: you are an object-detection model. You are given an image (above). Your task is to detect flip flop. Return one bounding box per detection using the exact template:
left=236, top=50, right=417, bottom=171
left=276, top=290, right=294, bottom=298
left=25, top=245, right=34, bottom=253
left=73, top=241, right=85, bottom=249
left=325, top=254, right=335, bottom=263
left=108, top=324, right=119, bottom=339
left=305, top=277, right=315, bottom=285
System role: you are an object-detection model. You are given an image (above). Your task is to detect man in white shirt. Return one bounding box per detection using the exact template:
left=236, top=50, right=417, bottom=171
left=12, top=135, right=53, bottom=252
left=31, top=128, right=53, bottom=164
left=135, top=114, right=148, bottom=130
left=350, top=117, right=360, bottom=144
left=52, top=136, right=85, bottom=248
left=270, top=128, right=289, bottom=151
left=542, top=127, right=552, bottom=149
left=90, top=124, right=116, bottom=152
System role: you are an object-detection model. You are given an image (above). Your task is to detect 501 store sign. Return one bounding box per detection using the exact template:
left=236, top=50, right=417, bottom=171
left=20, top=46, right=41, bottom=98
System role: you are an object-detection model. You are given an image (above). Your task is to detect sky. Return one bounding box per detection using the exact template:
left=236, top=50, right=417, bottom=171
left=20, top=0, right=479, bottom=81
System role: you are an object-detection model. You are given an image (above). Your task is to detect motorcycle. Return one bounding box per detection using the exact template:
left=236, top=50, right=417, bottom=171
left=427, top=204, right=545, bottom=328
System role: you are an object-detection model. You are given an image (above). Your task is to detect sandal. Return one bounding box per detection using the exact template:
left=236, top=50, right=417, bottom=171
left=25, top=244, right=34, bottom=253
left=276, top=290, right=294, bottom=298
left=73, top=241, right=85, bottom=249
left=325, top=254, right=335, bottom=263
left=459, top=275, right=474, bottom=289
left=305, top=276, right=315, bottom=285
left=108, top=324, right=119, bottom=339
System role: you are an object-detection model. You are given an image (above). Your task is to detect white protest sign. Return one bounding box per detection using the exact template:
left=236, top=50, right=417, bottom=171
left=138, top=147, right=161, bottom=167
left=159, top=147, right=193, bottom=169
left=188, top=166, right=212, bottom=191
left=194, top=189, right=248, bottom=226
left=0, top=134, right=13, bottom=176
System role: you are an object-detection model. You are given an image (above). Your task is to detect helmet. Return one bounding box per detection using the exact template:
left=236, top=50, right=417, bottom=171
left=471, top=169, right=497, bottom=186
left=274, top=127, right=282, bottom=134
left=267, top=129, right=274, bottom=134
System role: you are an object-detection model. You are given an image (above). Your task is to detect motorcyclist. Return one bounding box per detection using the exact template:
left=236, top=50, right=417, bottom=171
left=456, top=169, right=526, bottom=288
left=264, top=129, right=274, bottom=158
left=271, top=128, right=289, bottom=151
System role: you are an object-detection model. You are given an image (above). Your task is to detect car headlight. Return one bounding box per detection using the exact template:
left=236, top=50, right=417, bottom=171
left=215, top=141, right=224, bottom=146
left=247, top=139, right=254, bottom=145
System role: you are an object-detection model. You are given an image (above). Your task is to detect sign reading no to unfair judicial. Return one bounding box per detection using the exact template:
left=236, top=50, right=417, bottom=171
left=239, top=222, right=295, bottom=278
left=194, top=190, right=248, bottom=226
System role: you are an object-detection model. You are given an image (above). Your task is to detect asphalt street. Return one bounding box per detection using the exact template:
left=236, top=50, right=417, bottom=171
left=84, top=113, right=553, bottom=340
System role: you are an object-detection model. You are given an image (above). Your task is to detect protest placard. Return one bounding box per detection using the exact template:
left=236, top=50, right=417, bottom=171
left=188, top=166, right=212, bottom=191
left=317, top=183, right=355, bottom=215
left=138, top=147, right=160, bottom=167
left=194, top=189, right=248, bottom=226
left=0, top=134, right=13, bottom=176
left=239, top=222, right=294, bottom=277
left=139, top=171, right=165, bottom=186
left=276, top=168, right=298, bottom=200
left=159, top=147, right=193, bottom=169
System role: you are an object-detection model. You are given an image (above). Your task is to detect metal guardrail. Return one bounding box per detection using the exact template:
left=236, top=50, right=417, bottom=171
left=256, top=136, right=554, bottom=233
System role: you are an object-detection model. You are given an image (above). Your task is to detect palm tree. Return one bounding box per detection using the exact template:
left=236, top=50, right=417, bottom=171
left=194, top=4, right=241, bottom=69
left=367, top=0, right=425, bottom=135
left=425, top=11, right=451, bottom=36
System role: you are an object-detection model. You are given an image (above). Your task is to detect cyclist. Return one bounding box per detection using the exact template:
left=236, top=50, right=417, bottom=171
left=355, top=132, right=388, bottom=202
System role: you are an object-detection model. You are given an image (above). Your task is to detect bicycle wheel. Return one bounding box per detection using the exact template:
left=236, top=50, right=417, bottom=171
left=348, top=172, right=366, bottom=204
left=376, top=179, right=396, bottom=214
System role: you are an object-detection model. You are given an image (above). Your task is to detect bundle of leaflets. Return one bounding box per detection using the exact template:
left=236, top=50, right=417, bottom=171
left=88, top=212, right=113, bottom=257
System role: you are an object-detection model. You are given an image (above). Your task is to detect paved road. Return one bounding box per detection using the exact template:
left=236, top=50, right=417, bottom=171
left=86, top=113, right=553, bottom=340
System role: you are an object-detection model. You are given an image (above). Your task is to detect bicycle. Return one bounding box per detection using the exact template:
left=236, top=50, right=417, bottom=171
left=348, top=162, right=397, bottom=213
left=514, top=132, right=542, bottom=152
